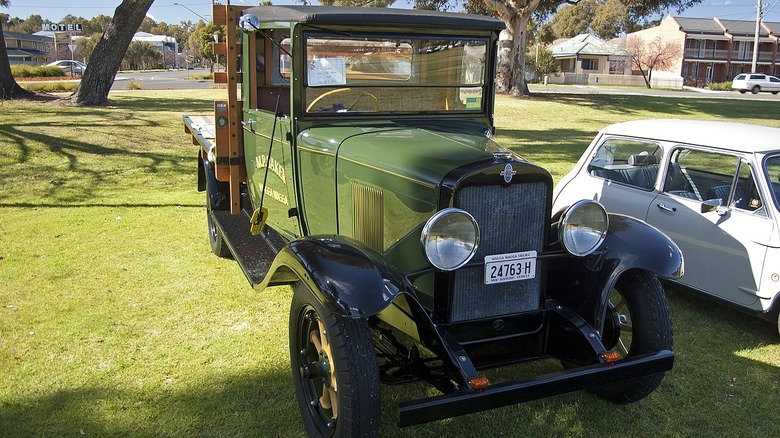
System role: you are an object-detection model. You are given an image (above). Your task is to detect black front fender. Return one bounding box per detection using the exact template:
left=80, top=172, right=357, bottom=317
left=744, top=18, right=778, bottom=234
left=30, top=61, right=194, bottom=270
left=547, top=213, right=683, bottom=329
left=259, top=235, right=415, bottom=318
left=598, top=213, right=684, bottom=286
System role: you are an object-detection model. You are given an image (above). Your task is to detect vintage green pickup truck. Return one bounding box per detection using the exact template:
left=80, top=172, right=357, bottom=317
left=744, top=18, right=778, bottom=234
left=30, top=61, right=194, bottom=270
left=183, top=4, right=683, bottom=436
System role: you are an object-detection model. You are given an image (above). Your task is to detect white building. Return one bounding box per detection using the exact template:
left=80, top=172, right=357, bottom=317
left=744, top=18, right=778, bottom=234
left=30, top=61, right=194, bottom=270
left=132, top=31, right=178, bottom=52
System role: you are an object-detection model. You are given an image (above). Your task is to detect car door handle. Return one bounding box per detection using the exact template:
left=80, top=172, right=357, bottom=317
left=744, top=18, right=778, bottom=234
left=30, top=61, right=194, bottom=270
left=656, top=202, right=676, bottom=213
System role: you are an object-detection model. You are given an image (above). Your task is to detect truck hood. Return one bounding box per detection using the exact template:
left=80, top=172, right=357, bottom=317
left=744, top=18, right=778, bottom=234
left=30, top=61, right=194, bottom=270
left=301, top=125, right=512, bottom=186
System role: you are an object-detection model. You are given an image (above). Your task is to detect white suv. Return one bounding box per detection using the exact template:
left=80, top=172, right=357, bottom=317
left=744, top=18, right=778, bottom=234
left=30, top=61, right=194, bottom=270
left=732, top=73, right=780, bottom=94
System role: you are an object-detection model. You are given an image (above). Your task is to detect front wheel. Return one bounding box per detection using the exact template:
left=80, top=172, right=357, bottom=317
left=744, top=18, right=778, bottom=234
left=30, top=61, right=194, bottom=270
left=590, top=270, right=673, bottom=404
left=290, top=283, right=381, bottom=437
left=751, top=85, right=760, bottom=94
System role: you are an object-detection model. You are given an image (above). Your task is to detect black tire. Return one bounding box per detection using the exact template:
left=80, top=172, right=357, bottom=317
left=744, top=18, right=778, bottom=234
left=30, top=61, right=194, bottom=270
left=589, top=270, right=673, bottom=404
left=776, top=310, right=780, bottom=338
left=772, top=91, right=778, bottom=95
left=751, top=85, right=760, bottom=94
left=739, top=90, right=746, bottom=94
left=290, top=283, right=381, bottom=437
left=206, top=192, right=231, bottom=258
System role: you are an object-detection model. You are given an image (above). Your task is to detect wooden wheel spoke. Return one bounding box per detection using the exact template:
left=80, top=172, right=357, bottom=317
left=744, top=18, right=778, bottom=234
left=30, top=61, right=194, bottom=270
left=613, top=296, right=627, bottom=313
left=310, top=331, right=322, bottom=352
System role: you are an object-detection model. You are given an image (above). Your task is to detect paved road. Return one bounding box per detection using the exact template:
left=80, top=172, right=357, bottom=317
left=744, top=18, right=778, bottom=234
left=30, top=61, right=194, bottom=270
left=112, top=68, right=214, bottom=91
left=528, top=83, right=780, bottom=100
left=110, top=69, right=780, bottom=100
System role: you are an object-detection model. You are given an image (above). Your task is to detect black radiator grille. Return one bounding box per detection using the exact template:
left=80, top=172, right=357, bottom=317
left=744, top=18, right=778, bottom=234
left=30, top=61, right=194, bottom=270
left=450, top=181, right=547, bottom=322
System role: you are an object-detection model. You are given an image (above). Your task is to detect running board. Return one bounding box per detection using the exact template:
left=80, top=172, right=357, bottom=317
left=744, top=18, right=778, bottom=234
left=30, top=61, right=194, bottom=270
left=210, top=210, right=290, bottom=287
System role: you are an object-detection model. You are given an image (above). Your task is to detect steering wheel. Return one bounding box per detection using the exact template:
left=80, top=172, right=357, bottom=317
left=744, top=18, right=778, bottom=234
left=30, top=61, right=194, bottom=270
left=306, top=88, right=380, bottom=113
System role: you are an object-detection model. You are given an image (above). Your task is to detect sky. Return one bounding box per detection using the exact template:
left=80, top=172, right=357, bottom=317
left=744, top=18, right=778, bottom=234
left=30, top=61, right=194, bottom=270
left=4, top=0, right=780, bottom=27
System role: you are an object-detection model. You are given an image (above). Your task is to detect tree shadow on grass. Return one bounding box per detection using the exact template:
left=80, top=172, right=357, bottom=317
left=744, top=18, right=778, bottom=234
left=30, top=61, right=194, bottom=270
left=0, top=368, right=303, bottom=437
left=109, top=95, right=217, bottom=114
left=528, top=93, right=780, bottom=121
left=0, top=121, right=195, bottom=204
left=1, top=298, right=778, bottom=438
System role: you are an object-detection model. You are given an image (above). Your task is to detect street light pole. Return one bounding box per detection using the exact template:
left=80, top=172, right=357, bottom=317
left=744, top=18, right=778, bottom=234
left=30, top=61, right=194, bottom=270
left=751, top=0, right=761, bottom=73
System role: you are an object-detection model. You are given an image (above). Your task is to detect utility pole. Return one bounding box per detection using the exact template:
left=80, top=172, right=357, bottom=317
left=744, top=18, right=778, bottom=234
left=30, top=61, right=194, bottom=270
left=751, top=0, right=762, bottom=73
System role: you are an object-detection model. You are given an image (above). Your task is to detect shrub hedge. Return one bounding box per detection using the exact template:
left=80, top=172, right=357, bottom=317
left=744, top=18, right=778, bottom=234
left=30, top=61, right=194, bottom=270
left=11, top=65, right=66, bottom=78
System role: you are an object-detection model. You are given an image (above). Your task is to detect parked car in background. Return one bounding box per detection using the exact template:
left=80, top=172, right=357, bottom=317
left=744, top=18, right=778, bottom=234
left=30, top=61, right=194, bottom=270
left=731, top=73, right=780, bottom=94
left=554, top=119, right=780, bottom=336
left=46, top=60, right=86, bottom=76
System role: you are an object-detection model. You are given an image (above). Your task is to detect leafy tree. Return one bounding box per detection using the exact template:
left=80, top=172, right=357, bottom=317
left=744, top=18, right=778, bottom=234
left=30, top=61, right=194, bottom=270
left=6, top=13, right=43, bottom=34
left=525, top=44, right=559, bottom=79
left=546, top=0, right=596, bottom=39
left=470, top=0, right=701, bottom=96
left=75, top=33, right=102, bottom=63
left=123, top=41, right=160, bottom=70
left=625, top=35, right=682, bottom=88
left=591, top=0, right=633, bottom=38
left=85, top=15, right=113, bottom=34
left=543, top=0, right=640, bottom=40
left=197, top=23, right=225, bottom=70
left=317, top=0, right=395, bottom=5
left=0, top=0, right=33, bottom=99
left=73, top=0, right=155, bottom=105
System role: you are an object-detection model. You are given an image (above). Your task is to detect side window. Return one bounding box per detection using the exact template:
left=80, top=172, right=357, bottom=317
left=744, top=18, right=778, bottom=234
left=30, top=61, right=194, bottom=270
left=587, top=138, right=660, bottom=190
left=734, top=160, right=763, bottom=213
left=666, top=148, right=762, bottom=213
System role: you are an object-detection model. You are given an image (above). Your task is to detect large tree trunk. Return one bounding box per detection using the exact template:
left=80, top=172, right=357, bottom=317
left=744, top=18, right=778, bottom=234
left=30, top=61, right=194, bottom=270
left=0, top=20, right=34, bottom=99
left=485, top=0, right=539, bottom=97
left=73, top=0, right=154, bottom=105
left=496, top=15, right=531, bottom=96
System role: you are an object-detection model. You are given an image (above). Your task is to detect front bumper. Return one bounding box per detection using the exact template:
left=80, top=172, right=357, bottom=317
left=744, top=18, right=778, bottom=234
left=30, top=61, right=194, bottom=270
left=398, top=349, right=673, bottom=427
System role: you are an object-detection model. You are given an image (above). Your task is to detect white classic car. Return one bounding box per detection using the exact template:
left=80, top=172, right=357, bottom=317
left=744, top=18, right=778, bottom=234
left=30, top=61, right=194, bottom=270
left=553, top=119, right=780, bottom=335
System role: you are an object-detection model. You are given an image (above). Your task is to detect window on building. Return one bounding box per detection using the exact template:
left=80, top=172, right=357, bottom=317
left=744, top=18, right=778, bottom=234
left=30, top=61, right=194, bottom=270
left=581, top=59, right=599, bottom=71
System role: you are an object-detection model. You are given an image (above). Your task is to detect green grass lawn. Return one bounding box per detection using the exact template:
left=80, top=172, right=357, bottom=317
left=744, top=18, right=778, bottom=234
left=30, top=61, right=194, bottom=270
left=1, top=90, right=778, bottom=437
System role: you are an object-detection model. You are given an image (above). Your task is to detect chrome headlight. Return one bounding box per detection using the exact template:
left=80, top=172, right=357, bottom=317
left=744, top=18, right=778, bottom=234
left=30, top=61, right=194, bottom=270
left=421, top=208, right=480, bottom=271
left=559, top=200, right=608, bottom=257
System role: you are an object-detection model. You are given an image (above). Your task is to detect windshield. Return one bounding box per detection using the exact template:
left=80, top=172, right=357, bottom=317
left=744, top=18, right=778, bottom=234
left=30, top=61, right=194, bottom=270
left=302, top=32, right=489, bottom=115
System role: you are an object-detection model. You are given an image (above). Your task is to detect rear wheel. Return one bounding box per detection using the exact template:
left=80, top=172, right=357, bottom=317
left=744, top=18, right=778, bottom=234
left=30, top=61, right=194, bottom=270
left=751, top=85, right=760, bottom=94
left=206, top=191, right=231, bottom=258
left=290, top=283, right=380, bottom=437
left=739, top=90, right=746, bottom=94
left=590, top=270, right=673, bottom=404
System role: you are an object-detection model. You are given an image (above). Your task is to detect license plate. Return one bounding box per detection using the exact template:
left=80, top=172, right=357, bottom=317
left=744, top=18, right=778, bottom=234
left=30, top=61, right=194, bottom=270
left=484, top=251, right=537, bottom=285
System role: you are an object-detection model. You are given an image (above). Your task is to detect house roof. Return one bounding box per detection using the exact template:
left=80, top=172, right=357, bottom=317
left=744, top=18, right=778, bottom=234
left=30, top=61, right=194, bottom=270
left=6, top=48, right=48, bottom=58
left=672, top=15, right=780, bottom=39
left=673, top=17, right=725, bottom=34
left=718, top=18, right=770, bottom=37
left=3, top=31, right=52, bottom=42
left=549, top=34, right=629, bottom=58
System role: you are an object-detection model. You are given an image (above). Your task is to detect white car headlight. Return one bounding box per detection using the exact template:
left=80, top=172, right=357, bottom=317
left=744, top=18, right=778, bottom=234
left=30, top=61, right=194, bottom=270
left=559, top=200, right=608, bottom=257
left=421, top=208, right=480, bottom=271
